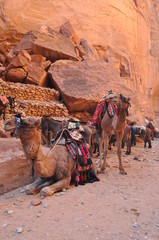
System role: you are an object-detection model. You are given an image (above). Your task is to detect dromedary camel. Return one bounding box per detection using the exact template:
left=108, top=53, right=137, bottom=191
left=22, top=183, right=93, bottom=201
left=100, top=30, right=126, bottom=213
left=4, top=116, right=96, bottom=197
left=97, top=93, right=131, bottom=174
left=121, top=124, right=132, bottom=155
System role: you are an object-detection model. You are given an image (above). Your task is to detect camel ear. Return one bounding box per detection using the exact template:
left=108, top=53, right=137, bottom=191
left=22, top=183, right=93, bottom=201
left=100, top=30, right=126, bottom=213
left=20, top=118, right=28, bottom=127
left=35, top=119, right=41, bottom=128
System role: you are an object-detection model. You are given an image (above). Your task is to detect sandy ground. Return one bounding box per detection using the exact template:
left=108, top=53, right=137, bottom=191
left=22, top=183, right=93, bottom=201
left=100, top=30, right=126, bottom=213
left=0, top=138, right=159, bottom=240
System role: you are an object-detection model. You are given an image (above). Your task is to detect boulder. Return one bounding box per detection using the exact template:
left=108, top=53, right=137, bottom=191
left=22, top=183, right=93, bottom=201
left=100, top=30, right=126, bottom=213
left=12, top=27, right=79, bottom=62
left=41, top=60, right=51, bottom=70
left=48, top=60, right=133, bottom=113
left=5, top=49, right=15, bottom=63
left=31, top=54, right=51, bottom=70
left=0, top=67, right=6, bottom=75
left=12, top=31, right=35, bottom=55
left=7, top=50, right=31, bottom=70
left=80, top=38, right=98, bottom=60
left=60, top=21, right=80, bottom=45
left=25, top=63, right=47, bottom=86
left=31, top=54, right=46, bottom=63
left=7, top=67, right=27, bottom=83
left=0, top=53, right=6, bottom=64
left=75, top=45, right=86, bottom=59
left=0, top=41, right=11, bottom=55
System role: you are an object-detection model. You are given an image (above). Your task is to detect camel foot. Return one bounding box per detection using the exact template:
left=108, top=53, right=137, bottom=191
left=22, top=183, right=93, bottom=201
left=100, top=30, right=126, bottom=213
left=26, top=187, right=40, bottom=195
left=40, top=187, right=54, bottom=197
left=97, top=167, right=102, bottom=174
left=119, top=170, right=127, bottom=175
left=100, top=166, right=107, bottom=174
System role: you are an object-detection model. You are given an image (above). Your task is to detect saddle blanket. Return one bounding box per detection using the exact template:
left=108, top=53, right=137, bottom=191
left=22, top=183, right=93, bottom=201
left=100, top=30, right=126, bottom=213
left=51, top=128, right=99, bottom=186
left=93, top=98, right=118, bottom=127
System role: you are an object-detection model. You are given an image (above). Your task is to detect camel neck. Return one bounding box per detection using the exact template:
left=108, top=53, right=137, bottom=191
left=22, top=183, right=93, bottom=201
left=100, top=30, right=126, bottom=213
left=20, top=135, right=44, bottom=161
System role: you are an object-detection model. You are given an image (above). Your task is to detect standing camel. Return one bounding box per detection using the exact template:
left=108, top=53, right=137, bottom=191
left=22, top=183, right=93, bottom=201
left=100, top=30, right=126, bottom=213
left=121, top=124, right=132, bottom=155
left=97, top=94, right=131, bottom=174
left=4, top=116, right=97, bottom=197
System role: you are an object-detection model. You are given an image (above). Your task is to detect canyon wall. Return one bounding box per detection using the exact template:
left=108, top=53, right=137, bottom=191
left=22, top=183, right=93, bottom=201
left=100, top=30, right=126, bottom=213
left=0, top=0, right=159, bottom=124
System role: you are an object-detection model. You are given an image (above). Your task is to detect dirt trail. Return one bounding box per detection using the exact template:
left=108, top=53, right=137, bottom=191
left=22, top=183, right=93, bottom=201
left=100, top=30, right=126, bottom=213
left=0, top=139, right=159, bottom=240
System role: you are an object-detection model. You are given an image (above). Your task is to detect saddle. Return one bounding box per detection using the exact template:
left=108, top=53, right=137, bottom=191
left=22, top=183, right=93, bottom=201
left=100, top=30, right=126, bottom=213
left=93, top=92, right=118, bottom=127
left=51, top=127, right=99, bottom=186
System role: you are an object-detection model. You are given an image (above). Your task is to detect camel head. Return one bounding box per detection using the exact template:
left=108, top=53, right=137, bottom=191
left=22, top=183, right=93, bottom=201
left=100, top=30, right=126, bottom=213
left=4, top=116, right=41, bottom=159
left=4, top=115, right=40, bottom=135
left=118, top=94, right=131, bottom=116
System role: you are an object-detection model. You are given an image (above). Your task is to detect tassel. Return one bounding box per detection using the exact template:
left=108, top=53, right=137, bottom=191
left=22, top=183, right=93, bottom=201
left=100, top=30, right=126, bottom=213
left=79, top=173, right=85, bottom=185
left=81, top=147, right=87, bottom=165
left=75, top=174, right=79, bottom=187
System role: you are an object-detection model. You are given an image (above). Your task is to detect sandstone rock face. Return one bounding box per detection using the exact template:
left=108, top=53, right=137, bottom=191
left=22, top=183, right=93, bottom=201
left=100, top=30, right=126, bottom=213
left=0, top=0, right=158, bottom=124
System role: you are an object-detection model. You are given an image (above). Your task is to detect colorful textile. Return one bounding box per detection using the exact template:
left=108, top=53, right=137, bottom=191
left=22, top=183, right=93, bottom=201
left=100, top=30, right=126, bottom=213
left=93, top=97, right=118, bottom=127
left=106, top=98, right=118, bottom=118
left=51, top=128, right=100, bottom=186
left=0, top=95, right=9, bottom=105
left=93, top=99, right=106, bottom=127
left=74, top=143, right=100, bottom=186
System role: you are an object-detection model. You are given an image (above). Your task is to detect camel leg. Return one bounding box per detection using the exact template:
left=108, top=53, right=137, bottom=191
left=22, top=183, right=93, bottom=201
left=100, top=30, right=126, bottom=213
left=101, top=131, right=110, bottom=172
left=40, top=177, right=71, bottom=197
left=26, top=177, right=54, bottom=195
left=144, top=140, right=146, bottom=148
left=98, top=130, right=103, bottom=168
left=148, top=140, right=152, bottom=148
left=117, top=132, right=127, bottom=175
left=127, top=140, right=131, bottom=155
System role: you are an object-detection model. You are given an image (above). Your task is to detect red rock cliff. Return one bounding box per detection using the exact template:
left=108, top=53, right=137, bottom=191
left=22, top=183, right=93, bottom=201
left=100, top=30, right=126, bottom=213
left=0, top=0, right=159, bottom=124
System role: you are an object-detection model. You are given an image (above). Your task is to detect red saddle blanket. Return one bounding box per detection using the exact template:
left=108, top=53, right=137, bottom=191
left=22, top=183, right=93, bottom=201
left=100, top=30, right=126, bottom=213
left=93, top=98, right=118, bottom=127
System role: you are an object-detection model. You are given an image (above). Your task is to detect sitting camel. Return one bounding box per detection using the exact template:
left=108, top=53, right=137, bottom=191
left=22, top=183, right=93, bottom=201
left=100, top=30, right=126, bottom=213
left=97, top=93, right=131, bottom=174
left=4, top=116, right=97, bottom=197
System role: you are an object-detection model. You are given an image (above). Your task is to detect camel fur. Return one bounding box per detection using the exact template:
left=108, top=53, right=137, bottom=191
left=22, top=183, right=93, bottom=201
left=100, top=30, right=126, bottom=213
left=4, top=116, right=96, bottom=197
